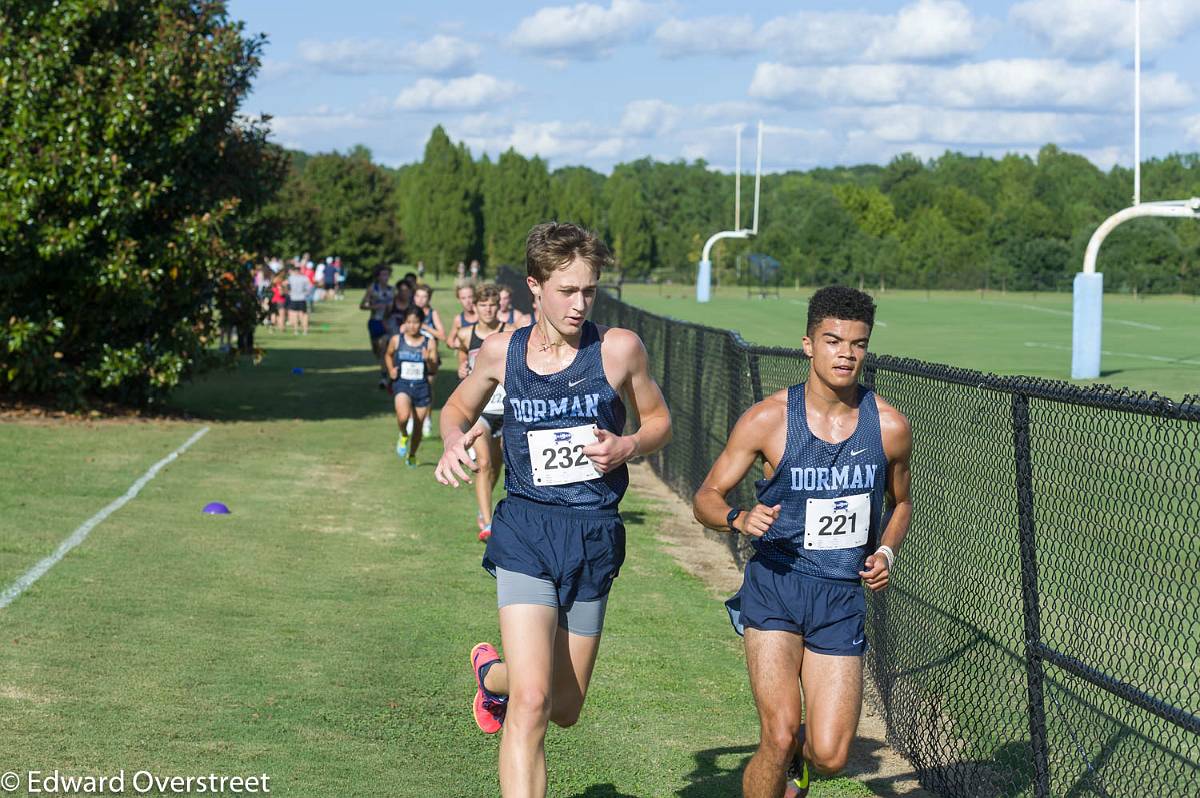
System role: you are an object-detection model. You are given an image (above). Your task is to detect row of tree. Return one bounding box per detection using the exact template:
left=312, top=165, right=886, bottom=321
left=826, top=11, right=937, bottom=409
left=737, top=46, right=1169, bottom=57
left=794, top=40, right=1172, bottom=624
left=4, top=2, right=1196, bottom=407
left=267, top=128, right=1200, bottom=296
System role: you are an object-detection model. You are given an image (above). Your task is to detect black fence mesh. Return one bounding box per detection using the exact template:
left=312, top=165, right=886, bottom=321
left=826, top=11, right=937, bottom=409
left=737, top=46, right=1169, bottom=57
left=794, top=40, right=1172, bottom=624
left=587, top=289, right=1200, bottom=798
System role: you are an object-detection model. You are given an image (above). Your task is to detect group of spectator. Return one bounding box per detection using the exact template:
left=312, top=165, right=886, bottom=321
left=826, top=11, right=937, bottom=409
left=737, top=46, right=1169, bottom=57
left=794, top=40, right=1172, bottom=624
left=254, top=254, right=346, bottom=334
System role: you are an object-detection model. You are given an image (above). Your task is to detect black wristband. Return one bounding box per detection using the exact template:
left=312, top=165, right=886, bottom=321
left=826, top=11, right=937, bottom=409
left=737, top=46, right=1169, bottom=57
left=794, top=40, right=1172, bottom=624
left=726, top=506, right=742, bottom=531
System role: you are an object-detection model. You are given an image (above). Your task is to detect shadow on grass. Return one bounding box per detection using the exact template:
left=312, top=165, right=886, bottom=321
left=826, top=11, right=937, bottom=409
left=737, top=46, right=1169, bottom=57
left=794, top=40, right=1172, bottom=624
left=170, top=347, right=463, bottom=423
left=567, top=785, right=639, bottom=798
left=675, top=744, right=754, bottom=797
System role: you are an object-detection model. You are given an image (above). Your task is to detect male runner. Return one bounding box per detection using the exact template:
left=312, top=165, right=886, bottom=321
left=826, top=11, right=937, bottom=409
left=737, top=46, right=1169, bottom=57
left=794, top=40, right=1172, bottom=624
left=360, top=266, right=395, bottom=389
left=285, top=263, right=312, bottom=335
left=447, top=281, right=478, bottom=346
left=386, top=306, right=440, bottom=467
left=454, top=283, right=509, bottom=542
left=498, top=286, right=530, bottom=327
left=693, top=286, right=913, bottom=798
left=436, top=222, right=672, bottom=798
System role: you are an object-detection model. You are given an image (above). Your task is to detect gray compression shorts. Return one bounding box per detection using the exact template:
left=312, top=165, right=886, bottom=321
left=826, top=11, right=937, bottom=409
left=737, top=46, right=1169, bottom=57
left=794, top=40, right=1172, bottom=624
left=495, top=567, right=609, bottom=637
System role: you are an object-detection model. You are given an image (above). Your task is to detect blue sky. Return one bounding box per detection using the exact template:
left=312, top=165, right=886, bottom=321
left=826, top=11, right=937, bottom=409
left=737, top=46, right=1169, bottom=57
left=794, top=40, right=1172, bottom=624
left=229, top=0, right=1200, bottom=174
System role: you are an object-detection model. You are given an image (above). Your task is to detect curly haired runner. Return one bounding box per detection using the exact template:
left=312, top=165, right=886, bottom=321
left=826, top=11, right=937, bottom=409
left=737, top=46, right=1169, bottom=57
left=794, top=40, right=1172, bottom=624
left=436, top=222, right=672, bottom=798
left=693, top=286, right=913, bottom=798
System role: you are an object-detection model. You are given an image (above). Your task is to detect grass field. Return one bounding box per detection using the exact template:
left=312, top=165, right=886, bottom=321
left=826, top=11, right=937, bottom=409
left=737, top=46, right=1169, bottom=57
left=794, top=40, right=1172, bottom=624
left=0, top=295, right=881, bottom=797
left=620, top=284, right=1200, bottom=400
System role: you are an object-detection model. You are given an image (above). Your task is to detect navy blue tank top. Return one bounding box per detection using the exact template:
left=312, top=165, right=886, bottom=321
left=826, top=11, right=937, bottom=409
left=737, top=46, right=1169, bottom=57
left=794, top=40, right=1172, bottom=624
left=500, top=322, right=628, bottom=510
left=392, top=334, right=428, bottom=383
left=753, top=382, right=888, bottom=581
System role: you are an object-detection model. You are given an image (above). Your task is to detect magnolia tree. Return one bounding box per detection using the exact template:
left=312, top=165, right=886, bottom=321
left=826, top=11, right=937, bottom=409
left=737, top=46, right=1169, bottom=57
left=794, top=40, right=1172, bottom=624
left=0, top=0, right=286, bottom=406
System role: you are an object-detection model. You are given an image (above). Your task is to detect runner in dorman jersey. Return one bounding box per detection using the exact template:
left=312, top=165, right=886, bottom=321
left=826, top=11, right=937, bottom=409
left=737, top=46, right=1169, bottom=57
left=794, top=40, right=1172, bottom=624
left=498, top=285, right=530, bottom=328
left=693, top=286, right=913, bottom=798
left=436, top=223, right=671, bottom=798
left=385, top=306, right=439, bottom=468
left=446, top=281, right=478, bottom=350
left=454, top=283, right=508, bottom=542
left=360, top=266, right=395, bottom=389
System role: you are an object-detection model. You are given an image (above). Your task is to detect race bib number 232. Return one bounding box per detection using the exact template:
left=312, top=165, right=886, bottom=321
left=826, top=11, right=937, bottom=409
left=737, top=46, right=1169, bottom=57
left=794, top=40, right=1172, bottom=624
left=528, top=424, right=601, bottom=486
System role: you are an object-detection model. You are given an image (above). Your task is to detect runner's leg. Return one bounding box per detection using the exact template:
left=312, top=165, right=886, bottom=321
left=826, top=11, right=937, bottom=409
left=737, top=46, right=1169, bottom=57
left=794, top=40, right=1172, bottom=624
left=498, top=603, right=558, bottom=798
left=798, top=649, right=862, bottom=775
left=743, top=627, right=806, bottom=798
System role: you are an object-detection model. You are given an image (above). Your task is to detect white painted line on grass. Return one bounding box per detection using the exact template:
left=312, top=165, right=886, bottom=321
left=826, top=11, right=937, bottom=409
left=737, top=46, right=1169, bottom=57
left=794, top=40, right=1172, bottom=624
left=0, top=426, right=210, bottom=610
left=983, top=301, right=1162, bottom=330
left=1023, top=341, right=1200, bottom=366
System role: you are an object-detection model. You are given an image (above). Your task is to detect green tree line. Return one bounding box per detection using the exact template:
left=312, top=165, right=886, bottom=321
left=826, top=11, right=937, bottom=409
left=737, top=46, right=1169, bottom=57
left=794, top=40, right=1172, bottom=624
left=271, top=127, right=1200, bottom=295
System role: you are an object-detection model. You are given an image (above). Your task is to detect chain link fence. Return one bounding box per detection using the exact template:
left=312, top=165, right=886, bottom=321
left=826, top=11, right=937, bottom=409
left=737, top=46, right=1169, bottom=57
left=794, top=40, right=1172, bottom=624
left=586, top=288, right=1200, bottom=798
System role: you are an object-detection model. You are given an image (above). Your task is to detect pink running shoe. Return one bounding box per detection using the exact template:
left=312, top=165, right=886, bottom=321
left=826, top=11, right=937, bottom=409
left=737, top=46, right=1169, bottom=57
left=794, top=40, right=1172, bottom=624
left=478, top=525, right=492, bottom=542
left=470, top=642, right=506, bottom=734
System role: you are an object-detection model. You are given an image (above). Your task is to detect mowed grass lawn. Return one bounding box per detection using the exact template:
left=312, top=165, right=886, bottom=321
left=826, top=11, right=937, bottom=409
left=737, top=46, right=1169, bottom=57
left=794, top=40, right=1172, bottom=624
left=0, top=296, right=876, bottom=797
left=623, top=284, right=1200, bottom=400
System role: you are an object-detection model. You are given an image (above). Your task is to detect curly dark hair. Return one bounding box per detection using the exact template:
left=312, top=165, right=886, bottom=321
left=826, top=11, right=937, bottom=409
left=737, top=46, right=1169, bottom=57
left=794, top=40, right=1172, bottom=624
left=806, top=285, right=875, bottom=335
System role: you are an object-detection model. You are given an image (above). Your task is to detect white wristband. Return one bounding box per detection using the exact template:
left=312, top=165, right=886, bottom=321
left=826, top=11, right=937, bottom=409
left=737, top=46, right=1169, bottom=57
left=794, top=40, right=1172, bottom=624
left=875, top=545, right=895, bottom=570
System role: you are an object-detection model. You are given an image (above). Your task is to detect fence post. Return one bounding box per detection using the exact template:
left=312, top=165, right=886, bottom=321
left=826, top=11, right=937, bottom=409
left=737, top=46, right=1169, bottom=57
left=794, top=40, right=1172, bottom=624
left=1012, top=393, right=1052, bottom=798
left=661, top=322, right=674, bottom=484
left=691, top=328, right=706, bottom=493
left=748, top=352, right=764, bottom=403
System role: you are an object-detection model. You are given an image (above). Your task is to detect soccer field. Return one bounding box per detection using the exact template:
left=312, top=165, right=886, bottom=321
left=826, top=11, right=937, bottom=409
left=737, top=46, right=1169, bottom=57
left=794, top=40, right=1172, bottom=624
left=0, top=297, right=886, bottom=797
left=620, top=284, right=1200, bottom=401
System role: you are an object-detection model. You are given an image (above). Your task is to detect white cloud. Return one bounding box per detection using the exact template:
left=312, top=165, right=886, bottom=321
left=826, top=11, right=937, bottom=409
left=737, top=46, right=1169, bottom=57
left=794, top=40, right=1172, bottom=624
left=1011, top=0, right=1200, bottom=61
left=259, top=58, right=300, bottom=82
left=847, top=106, right=1095, bottom=146
left=1187, top=115, right=1200, bottom=146
left=268, top=110, right=374, bottom=148
left=298, top=34, right=480, bottom=76
left=394, top=74, right=521, bottom=112
left=654, top=1, right=986, bottom=63
left=453, top=116, right=627, bottom=162
left=653, top=16, right=757, bottom=59
left=510, top=0, right=662, bottom=60
left=864, top=0, right=984, bottom=62
left=617, top=99, right=764, bottom=139
left=750, top=59, right=1194, bottom=112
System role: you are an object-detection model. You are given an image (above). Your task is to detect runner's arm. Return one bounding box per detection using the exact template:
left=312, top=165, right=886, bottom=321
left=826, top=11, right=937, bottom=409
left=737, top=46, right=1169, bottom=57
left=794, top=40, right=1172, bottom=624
left=583, top=329, right=671, bottom=472
left=859, top=406, right=913, bottom=591
left=455, top=328, right=471, bottom=378
left=693, top=402, right=782, bottom=536
left=383, top=336, right=399, bottom=381
left=358, top=289, right=372, bottom=311
left=879, top=409, right=912, bottom=554
left=436, top=333, right=507, bottom=487
left=425, top=341, right=440, bottom=375
left=429, top=309, right=446, bottom=341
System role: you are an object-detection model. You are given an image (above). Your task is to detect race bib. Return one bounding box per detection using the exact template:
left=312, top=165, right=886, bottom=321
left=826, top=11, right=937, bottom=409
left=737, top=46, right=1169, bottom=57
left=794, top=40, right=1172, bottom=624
left=399, top=360, right=425, bottom=381
left=804, top=492, right=870, bottom=550
left=483, top=383, right=506, bottom=415
left=528, top=424, right=601, bottom=486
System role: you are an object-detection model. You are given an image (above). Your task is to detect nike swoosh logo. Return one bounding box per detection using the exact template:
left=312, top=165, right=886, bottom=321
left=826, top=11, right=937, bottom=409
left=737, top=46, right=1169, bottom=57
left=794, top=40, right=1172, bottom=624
left=852, top=637, right=864, bottom=646
left=568, top=378, right=586, bottom=387
left=851, top=448, right=867, bottom=456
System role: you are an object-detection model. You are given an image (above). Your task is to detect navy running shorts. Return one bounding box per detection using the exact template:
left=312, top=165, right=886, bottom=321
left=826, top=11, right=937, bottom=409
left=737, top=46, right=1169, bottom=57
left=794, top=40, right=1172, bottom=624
left=726, top=554, right=867, bottom=656
left=391, top=378, right=431, bottom=408
left=367, top=319, right=386, bottom=340
left=480, top=412, right=504, bottom=438
left=483, top=495, right=625, bottom=606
